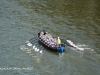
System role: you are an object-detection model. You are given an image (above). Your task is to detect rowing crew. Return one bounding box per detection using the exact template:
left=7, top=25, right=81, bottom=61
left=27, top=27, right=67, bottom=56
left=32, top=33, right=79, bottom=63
left=39, top=31, right=61, bottom=48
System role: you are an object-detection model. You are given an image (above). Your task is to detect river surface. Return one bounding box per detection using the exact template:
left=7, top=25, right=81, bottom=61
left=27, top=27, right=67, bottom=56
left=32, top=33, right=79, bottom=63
left=0, top=0, right=100, bottom=75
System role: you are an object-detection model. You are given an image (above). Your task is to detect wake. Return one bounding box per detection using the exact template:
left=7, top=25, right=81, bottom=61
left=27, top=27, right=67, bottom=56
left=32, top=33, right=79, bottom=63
left=66, top=40, right=93, bottom=52
left=66, top=40, right=84, bottom=51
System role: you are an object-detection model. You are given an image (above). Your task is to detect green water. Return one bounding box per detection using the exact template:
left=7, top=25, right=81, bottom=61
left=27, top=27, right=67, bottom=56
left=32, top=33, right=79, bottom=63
left=0, top=0, right=100, bottom=75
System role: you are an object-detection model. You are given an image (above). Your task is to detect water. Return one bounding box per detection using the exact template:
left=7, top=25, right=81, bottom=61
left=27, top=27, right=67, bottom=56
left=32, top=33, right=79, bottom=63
left=0, top=0, right=100, bottom=75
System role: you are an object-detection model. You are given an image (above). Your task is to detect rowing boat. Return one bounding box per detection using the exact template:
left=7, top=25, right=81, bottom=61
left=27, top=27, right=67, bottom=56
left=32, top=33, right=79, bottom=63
left=38, top=30, right=65, bottom=53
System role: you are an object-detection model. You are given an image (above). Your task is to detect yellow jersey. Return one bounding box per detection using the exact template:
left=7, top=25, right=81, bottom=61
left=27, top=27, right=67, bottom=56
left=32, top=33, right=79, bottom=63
left=58, top=37, right=61, bottom=44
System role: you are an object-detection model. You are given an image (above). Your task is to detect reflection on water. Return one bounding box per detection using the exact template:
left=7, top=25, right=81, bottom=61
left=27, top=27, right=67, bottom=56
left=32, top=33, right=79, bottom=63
left=0, top=0, right=100, bottom=75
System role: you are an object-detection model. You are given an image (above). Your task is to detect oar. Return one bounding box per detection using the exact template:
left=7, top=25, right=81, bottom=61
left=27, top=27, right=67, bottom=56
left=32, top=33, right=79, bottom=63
left=26, top=36, right=38, bottom=45
left=26, top=40, right=38, bottom=47
left=26, top=40, right=43, bottom=53
left=29, top=36, right=37, bottom=42
left=26, top=36, right=37, bottom=43
left=29, top=36, right=38, bottom=43
left=30, top=39, right=38, bottom=45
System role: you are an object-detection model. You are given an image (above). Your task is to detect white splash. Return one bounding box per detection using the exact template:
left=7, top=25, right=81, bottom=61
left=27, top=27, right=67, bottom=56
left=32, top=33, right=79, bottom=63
left=32, top=45, right=43, bottom=53
left=27, top=42, right=32, bottom=46
left=36, top=49, right=39, bottom=52
left=33, top=46, right=35, bottom=49
left=34, top=48, right=38, bottom=52
left=39, top=50, right=42, bottom=54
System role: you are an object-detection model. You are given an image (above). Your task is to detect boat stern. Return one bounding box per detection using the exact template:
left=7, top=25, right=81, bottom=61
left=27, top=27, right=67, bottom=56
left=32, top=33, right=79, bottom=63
left=57, top=46, right=65, bottom=53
